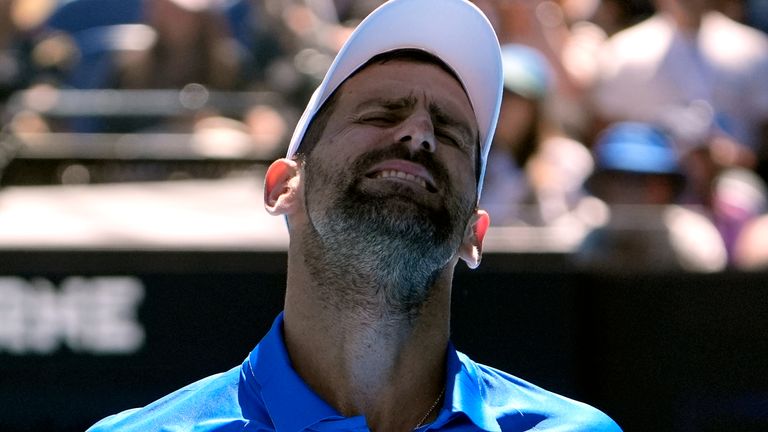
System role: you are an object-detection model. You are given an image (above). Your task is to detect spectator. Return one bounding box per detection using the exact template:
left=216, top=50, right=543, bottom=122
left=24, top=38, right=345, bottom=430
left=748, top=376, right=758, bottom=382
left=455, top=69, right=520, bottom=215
left=42, top=0, right=245, bottom=90
left=40, top=0, right=143, bottom=89
left=574, top=122, right=727, bottom=272
left=31, top=0, right=247, bottom=133
left=591, top=0, right=768, bottom=169
left=480, top=44, right=593, bottom=226
left=657, top=98, right=768, bottom=267
left=116, top=0, right=241, bottom=90
left=489, top=0, right=624, bottom=140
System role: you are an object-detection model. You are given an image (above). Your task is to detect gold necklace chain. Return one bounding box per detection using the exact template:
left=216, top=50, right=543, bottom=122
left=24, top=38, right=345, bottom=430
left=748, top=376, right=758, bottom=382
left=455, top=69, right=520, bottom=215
left=413, top=385, right=445, bottom=430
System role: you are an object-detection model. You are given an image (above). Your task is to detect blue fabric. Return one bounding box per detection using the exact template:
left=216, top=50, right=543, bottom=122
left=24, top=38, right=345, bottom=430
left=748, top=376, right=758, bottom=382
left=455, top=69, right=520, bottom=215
left=88, top=313, right=621, bottom=431
left=594, top=122, right=681, bottom=175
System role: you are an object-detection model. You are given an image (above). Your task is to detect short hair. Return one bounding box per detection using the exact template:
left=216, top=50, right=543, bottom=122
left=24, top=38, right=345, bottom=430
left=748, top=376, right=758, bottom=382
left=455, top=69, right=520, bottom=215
left=296, top=49, right=481, bottom=181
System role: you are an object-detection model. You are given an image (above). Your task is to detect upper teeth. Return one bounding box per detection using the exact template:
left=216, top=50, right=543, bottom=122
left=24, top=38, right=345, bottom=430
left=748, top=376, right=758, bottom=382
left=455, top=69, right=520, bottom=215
left=375, top=170, right=427, bottom=189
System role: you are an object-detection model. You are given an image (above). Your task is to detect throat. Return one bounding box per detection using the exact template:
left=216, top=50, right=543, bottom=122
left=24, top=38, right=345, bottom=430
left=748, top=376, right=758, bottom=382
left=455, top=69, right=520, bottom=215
left=284, top=233, right=454, bottom=431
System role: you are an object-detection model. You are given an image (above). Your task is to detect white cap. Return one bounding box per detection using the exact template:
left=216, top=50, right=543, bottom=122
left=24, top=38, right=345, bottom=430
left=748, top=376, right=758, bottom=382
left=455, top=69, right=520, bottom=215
left=285, top=0, right=503, bottom=199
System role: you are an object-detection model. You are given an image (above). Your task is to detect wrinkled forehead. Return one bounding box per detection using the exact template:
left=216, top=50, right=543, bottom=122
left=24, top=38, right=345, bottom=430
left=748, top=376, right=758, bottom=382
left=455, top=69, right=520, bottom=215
left=344, top=60, right=475, bottom=122
left=347, top=51, right=473, bottom=107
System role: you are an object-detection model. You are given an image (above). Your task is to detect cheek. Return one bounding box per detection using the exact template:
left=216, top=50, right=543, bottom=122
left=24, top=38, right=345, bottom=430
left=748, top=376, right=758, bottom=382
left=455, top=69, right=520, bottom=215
left=442, top=149, right=478, bottom=202
left=322, top=126, right=390, bottom=163
left=307, top=126, right=391, bottom=194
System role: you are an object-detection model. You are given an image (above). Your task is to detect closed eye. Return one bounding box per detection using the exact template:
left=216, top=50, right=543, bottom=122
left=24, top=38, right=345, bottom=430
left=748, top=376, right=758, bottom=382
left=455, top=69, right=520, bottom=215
left=358, top=114, right=399, bottom=127
left=437, top=131, right=457, bottom=146
left=437, top=128, right=469, bottom=152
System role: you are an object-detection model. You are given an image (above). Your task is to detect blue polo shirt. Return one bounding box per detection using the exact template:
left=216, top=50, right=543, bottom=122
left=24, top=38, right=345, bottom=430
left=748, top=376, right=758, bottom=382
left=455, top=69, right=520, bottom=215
left=88, top=313, right=621, bottom=431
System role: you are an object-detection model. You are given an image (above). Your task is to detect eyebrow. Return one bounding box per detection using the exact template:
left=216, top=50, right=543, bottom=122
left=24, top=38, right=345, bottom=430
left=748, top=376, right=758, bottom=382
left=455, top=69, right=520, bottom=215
left=355, top=95, right=417, bottom=112
left=355, top=95, right=476, bottom=148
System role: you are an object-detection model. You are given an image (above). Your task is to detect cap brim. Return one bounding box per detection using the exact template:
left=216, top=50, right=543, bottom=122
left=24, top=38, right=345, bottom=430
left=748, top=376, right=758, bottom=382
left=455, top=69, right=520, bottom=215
left=285, top=0, right=502, bottom=199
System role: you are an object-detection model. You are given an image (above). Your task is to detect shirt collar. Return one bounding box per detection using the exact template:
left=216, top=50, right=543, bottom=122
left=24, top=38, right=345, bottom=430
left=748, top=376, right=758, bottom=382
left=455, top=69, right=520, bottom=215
left=244, top=313, right=501, bottom=432
left=244, top=313, right=367, bottom=432
left=430, top=344, right=501, bottom=432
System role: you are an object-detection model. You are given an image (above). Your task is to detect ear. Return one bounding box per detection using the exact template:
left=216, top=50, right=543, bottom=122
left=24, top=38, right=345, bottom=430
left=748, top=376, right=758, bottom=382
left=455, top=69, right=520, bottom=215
left=264, top=158, right=301, bottom=216
left=459, top=209, right=490, bottom=269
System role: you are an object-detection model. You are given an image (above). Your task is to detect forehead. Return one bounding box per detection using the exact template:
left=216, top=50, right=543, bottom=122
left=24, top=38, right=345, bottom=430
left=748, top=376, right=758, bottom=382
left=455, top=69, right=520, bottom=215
left=337, top=60, right=477, bottom=128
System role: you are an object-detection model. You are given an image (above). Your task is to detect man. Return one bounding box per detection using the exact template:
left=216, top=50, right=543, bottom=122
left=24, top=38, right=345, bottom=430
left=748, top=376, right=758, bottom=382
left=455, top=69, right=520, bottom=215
left=591, top=0, right=768, bottom=158
left=89, top=0, right=620, bottom=430
left=574, top=122, right=727, bottom=273
left=480, top=43, right=594, bottom=227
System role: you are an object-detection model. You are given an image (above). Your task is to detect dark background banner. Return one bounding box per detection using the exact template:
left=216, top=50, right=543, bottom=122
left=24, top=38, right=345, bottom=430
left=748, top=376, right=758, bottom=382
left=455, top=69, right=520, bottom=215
left=1, top=250, right=767, bottom=431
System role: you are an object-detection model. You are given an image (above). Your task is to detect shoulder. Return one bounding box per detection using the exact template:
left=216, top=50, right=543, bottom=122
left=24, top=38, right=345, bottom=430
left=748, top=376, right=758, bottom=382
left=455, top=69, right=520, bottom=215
left=703, top=11, right=768, bottom=59
left=465, top=357, right=622, bottom=431
left=87, top=366, right=246, bottom=432
left=600, top=15, right=670, bottom=61
left=698, top=12, right=768, bottom=78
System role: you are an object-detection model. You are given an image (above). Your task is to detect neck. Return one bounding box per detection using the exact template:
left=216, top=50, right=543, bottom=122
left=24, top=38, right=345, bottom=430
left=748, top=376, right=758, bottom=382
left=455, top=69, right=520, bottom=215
left=662, top=9, right=705, bottom=34
left=282, top=239, right=454, bottom=431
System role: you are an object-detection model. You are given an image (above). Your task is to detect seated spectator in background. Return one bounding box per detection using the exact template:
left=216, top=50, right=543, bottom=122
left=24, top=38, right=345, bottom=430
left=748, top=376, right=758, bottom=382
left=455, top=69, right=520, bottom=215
left=591, top=0, right=768, bottom=173
left=40, top=0, right=145, bottom=90
left=574, top=122, right=727, bottom=272
left=481, top=43, right=593, bottom=226
left=41, top=0, right=245, bottom=90
left=116, top=0, right=241, bottom=91
left=657, top=100, right=767, bottom=266
left=488, top=0, right=602, bottom=140
left=29, top=0, right=247, bottom=133
left=481, top=0, right=654, bottom=142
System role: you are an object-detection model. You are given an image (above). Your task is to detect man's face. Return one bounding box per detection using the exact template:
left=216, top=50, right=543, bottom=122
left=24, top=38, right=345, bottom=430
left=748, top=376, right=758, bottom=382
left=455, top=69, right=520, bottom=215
left=300, top=59, right=479, bottom=297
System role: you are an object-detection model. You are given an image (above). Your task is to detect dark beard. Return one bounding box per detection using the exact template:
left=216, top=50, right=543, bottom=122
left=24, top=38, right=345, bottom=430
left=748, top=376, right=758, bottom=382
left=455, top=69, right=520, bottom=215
left=301, top=144, right=474, bottom=318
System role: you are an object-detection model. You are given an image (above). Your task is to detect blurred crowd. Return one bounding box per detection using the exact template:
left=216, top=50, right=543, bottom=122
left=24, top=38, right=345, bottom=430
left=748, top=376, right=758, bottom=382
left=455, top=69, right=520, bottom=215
left=0, top=0, right=385, bottom=147
left=1, top=0, right=767, bottom=271
left=478, top=0, right=768, bottom=272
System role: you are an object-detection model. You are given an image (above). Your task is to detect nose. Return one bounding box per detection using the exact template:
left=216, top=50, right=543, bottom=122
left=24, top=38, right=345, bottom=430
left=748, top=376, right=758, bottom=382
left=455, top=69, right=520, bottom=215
left=396, top=111, right=436, bottom=154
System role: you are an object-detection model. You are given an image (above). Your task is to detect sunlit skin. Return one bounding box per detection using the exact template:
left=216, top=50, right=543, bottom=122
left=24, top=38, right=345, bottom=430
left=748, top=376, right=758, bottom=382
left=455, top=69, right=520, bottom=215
left=263, top=60, right=490, bottom=432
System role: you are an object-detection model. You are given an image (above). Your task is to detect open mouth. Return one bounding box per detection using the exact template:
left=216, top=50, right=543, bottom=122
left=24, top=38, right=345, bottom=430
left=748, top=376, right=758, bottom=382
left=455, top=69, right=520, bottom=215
left=366, top=169, right=438, bottom=193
